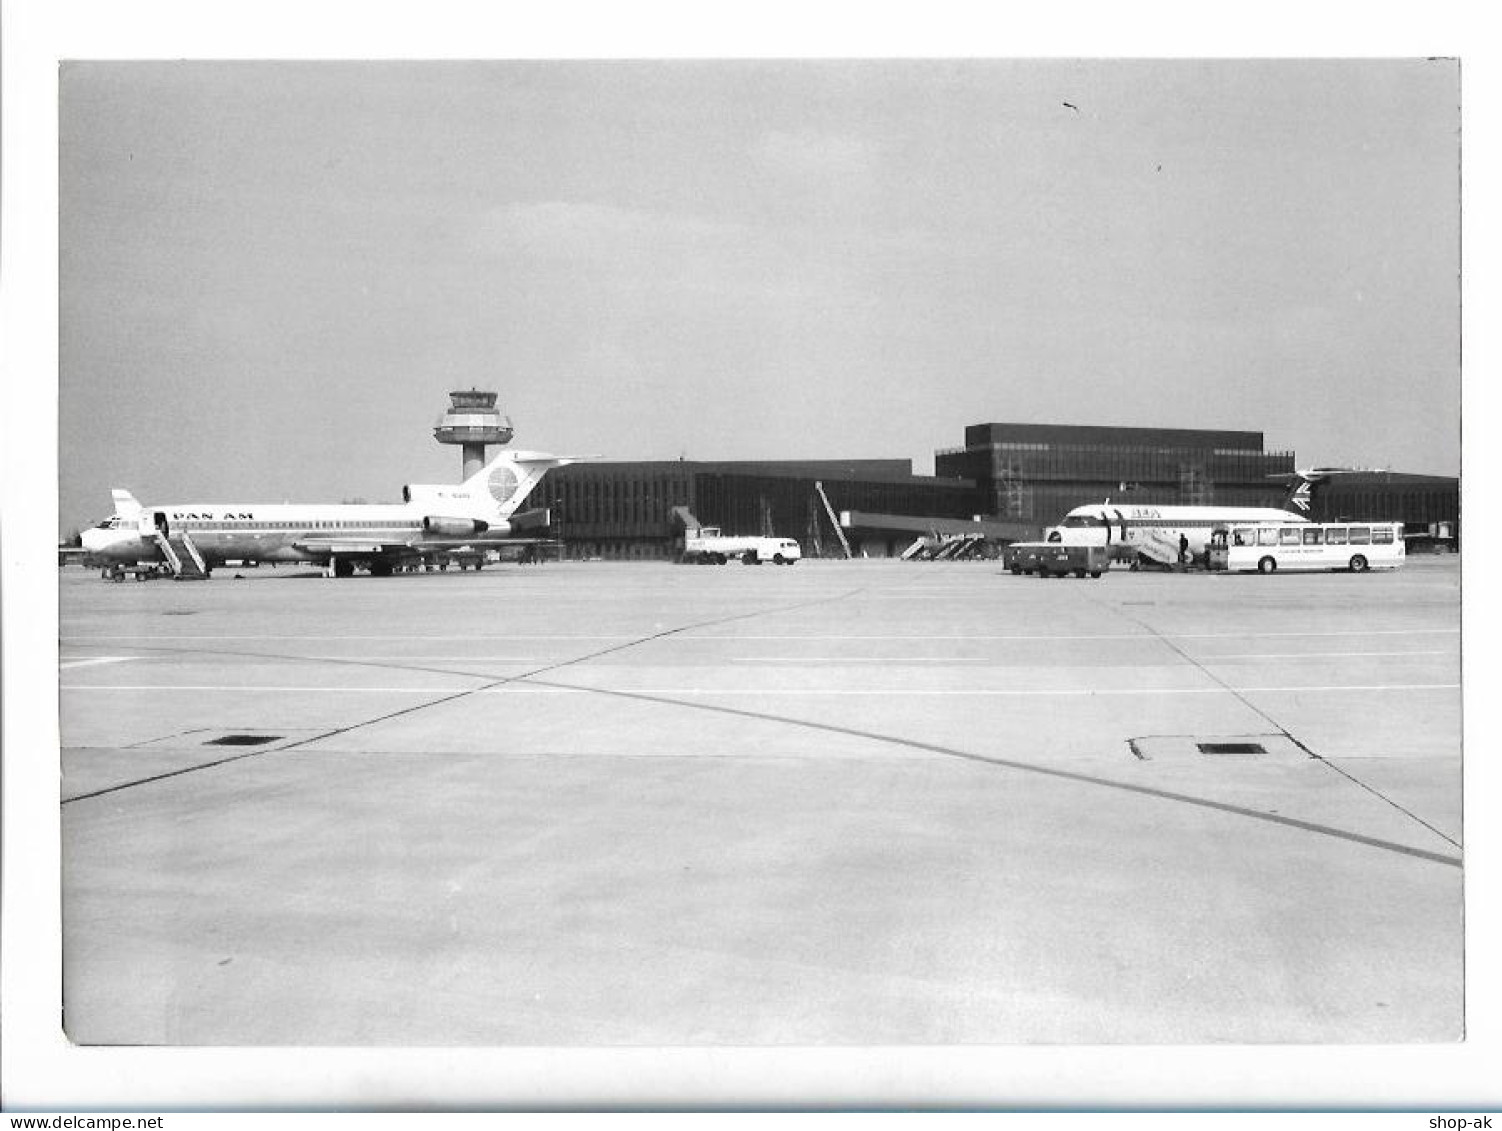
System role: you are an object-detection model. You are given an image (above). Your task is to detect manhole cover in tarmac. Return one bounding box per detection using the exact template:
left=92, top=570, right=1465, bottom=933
left=1129, top=735, right=1308, bottom=762
left=129, top=729, right=322, bottom=752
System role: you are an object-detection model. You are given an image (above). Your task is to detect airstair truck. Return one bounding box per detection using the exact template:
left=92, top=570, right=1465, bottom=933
left=681, top=527, right=802, bottom=565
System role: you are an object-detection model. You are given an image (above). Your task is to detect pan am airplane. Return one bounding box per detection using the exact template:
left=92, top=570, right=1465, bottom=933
left=1043, top=468, right=1369, bottom=566
left=79, top=449, right=585, bottom=579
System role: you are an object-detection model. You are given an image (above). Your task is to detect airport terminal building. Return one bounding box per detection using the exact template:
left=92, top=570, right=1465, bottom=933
left=935, top=423, right=1297, bottom=523
left=538, top=458, right=991, bottom=561
left=537, top=422, right=1362, bottom=560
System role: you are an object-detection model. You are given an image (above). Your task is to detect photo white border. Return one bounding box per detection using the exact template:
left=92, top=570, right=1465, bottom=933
left=3, top=0, right=1494, bottom=1112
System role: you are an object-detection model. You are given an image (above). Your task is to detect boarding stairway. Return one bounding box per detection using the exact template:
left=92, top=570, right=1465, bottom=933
left=902, top=533, right=989, bottom=561
left=1134, top=530, right=1186, bottom=569
left=152, top=529, right=210, bottom=579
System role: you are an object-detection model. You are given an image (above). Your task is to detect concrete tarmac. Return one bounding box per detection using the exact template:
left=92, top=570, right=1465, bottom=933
left=58, top=556, right=1462, bottom=1045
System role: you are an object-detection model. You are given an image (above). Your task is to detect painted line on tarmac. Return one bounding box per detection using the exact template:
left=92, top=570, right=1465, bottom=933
left=731, top=651, right=1454, bottom=662
left=1103, top=598, right=1463, bottom=853
left=1200, top=650, right=1454, bottom=660
left=59, top=656, right=137, bottom=669
left=519, top=677, right=1465, bottom=870
left=60, top=584, right=886, bottom=804
left=61, top=682, right=1461, bottom=696
left=66, top=633, right=647, bottom=641
left=732, top=657, right=994, bottom=663
left=64, top=627, right=1459, bottom=643
left=689, top=629, right=1461, bottom=641
left=61, top=685, right=474, bottom=694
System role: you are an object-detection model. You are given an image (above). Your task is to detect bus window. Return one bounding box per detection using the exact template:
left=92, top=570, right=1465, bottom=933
left=1302, top=528, right=1324, bottom=545
left=1349, top=527, right=1371, bottom=545
left=1279, top=528, right=1301, bottom=546
left=1258, top=528, right=1278, bottom=546
left=1326, top=527, right=1347, bottom=545
left=1372, top=527, right=1394, bottom=544
left=1232, top=528, right=1254, bottom=547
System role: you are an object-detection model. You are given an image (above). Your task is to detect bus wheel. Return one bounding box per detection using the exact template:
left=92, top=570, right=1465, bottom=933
left=773, top=554, right=785, bottom=564
left=1349, top=554, right=1368, bottom=573
left=1257, top=556, right=1277, bottom=574
left=1090, top=571, right=1102, bottom=578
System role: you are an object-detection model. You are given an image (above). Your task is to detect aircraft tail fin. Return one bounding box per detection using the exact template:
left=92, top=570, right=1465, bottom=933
left=1268, top=467, right=1378, bottom=517
left=462, top=450, right=596, bottom=517
left=111, top=489, right=142, bottom=518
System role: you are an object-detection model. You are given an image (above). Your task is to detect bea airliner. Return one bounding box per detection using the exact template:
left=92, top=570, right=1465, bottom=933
left=1043, top=469, right=1357, bottom=566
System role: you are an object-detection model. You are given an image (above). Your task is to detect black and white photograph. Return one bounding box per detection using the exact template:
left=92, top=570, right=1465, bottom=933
left=2, top=1, right=1495, bottom=1116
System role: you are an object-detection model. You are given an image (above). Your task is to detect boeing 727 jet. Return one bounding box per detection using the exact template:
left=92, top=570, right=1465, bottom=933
left=79, top=449, right=584, bottom=579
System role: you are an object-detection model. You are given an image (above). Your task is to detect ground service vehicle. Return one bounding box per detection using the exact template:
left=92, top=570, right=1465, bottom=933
left=1208, top=522, right=1405, bottom=573
left=681, top=528, right=802, bottom=565
left=1004, top=542, right=1108, bottom=578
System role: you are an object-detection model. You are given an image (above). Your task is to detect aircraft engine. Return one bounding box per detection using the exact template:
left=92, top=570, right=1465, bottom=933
left=422, top=517, right=490, bottom=537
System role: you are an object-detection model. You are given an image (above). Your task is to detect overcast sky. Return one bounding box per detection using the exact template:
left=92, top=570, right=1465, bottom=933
left=58, top=59, right=1459, bottom=533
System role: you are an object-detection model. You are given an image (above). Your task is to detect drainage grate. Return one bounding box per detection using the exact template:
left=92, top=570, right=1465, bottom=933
left=1197, top=742, right=1266, bottom=756
left=205, top=734, right=281, bottom=747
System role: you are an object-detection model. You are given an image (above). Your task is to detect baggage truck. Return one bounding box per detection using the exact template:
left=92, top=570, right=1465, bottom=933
left=1003, top=541, right=1108, bottom=578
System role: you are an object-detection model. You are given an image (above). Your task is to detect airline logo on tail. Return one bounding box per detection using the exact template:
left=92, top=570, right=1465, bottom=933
left=486, top=463, right=520, bottom=506
left=453, top=450, right=593, bottom=518
left=1273, top=468, right=1379, bottom=516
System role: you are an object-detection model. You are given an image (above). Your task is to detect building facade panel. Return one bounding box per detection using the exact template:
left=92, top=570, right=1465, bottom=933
left=939, top=422, right=1295, bottom=520
left=1307, top=473, right=1459, bottom=534
left=540, top=459, right=986, bottom=559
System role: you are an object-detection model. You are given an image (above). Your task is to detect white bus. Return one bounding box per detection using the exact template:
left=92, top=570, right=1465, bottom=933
left=1208, top=521, right=1405, bottom=574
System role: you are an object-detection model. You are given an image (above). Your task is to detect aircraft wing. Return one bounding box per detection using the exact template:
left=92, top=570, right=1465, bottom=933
left=290, top=536, right=559, bottom=559
left=290, top=538, right=420, bottom=556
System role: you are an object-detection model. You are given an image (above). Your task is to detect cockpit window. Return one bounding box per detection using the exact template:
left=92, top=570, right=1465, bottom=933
left=1059, top=514, right=1106, bottom=528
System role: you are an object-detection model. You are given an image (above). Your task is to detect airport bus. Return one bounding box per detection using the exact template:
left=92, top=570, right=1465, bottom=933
left=1208, top=521, right=1405, bottom=574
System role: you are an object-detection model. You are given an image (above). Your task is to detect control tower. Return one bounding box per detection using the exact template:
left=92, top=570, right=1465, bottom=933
left=433, top=389, right=515, bottom=480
